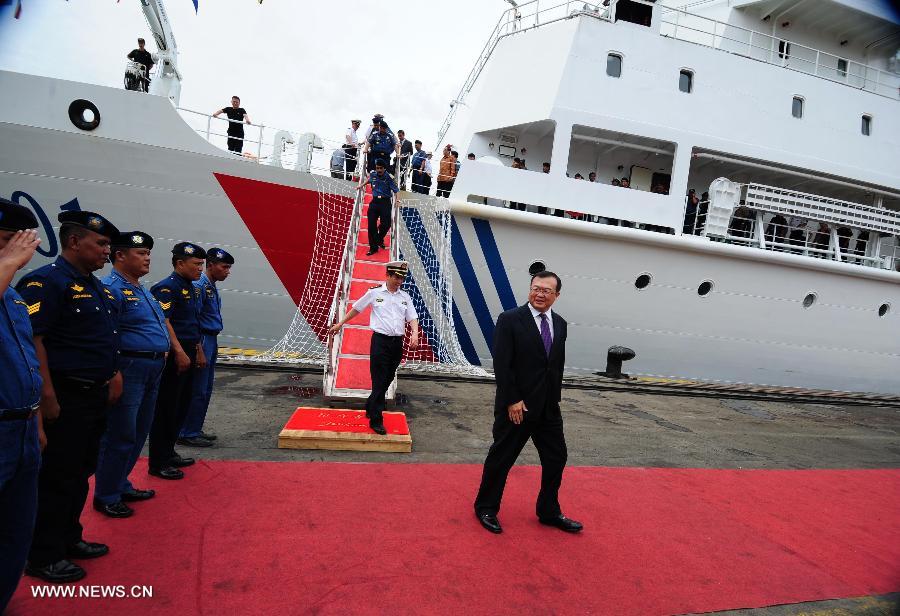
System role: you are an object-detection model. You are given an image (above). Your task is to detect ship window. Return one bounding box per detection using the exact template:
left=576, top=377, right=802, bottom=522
left=607, top=53, right=622, bottom=78
left=778, top=40, right=791, bottom=60
left=861, top=114, right=872, bottom=136
left=634, top=273, right=652, bottom=290
left=697, top=280, right=713, bottom=296
left=802, top=292, right=817, bottom=309
left=791, top=96, right=803, bottom=119
left=878, top=303, right=890, bottom=317
left=679, top=69, right=693, bottom=93
left=837, top=58, right=848, bottom=77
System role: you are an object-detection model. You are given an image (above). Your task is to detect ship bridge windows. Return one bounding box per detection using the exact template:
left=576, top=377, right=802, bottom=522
left=471, top=119, right=556, bottom=175
left=567, top=126, right=675, bottom=193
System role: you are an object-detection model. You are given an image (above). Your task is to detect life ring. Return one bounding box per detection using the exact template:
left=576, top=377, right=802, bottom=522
left=68, top=99, right=101, bottom=131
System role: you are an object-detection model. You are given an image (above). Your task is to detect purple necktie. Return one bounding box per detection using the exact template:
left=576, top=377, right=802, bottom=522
left=539, top=312, right=552, bottom=356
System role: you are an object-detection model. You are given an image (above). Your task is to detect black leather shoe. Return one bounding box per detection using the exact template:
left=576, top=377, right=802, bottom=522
left=176, top=436, right=213, bottom=448
left=476, top=513, right=503, bottom=534
left=93, top=500, right=134, bottom=518
left=148, top=466, right=184, bottom=480
left=370, top=420, right=387, bottom=435
left=539, top=515, right=583, bottom=533
left=25, top=559, right=86, bottom=583
left=199, top=431, right=217, bottom=441
left=168, top=455, right=195, bottom=467
left=121, top=488, right=155, bottom=502
left=366, top=247, right=378, bottom=256
left=66, top=540, right=109, bottom=559
left=379, top=243, right=386, bottom=249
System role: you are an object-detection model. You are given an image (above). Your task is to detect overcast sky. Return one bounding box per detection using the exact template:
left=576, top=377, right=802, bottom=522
left=0, top=0, right=504, bottom=150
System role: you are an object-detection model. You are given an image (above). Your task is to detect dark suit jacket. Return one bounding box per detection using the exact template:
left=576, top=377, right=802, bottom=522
left=492, top=304, right=566, bottom=417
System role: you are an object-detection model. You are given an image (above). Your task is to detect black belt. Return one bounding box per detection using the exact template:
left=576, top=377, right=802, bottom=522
left=0, top=405, right=39, bottom=421
left=51, top=374, right=111, bottom=390
left=372, top=331, right=403, bottom=340
left=121, top=350, right=166, bottom=360
left=200, top=329, right=221, bottom=336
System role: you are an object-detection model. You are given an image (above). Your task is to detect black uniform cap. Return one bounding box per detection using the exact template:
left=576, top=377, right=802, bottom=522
left=0, top=197, right=39, bottom=232
left=58, top=210, right=119, bottom=239
left=172, top=241, right=207, bottom=259
left=206, top=247, right=234, bottom=264
left=112, top=230, right=154, bottom=250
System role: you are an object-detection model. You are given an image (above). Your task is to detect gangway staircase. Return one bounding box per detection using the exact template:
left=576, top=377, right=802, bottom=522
left=323, top=166, right=401, bottom=403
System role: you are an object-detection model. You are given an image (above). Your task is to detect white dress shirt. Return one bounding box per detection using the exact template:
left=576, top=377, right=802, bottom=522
left=346, top=127, right=359, bottom=146
left=527, top=302, right=553, bottom=341
left=353, top=284, right=418, bottom=337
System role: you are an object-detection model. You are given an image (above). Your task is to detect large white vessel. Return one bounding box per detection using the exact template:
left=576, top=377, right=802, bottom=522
left=2, top=0, right=899, bottom=393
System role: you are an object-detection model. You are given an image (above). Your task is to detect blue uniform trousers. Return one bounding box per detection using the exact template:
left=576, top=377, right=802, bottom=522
left=28, top=380, right=108, bottom=567
left=180, top=335, right=217, bottom=438
left=94, top=356, right=165, bottom=505
left=0, top=415, right=40, bottom=612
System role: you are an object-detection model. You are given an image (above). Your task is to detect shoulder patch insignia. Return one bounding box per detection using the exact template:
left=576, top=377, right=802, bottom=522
left=26, top=281, right=43, bottom=288
left=71, top=284, right=84, bottom=292
left=13, top=299, right=26, bottom=307
left=159, top=301, right=172, bottom=310
left=122, top=289, right=134, bottom=296
left=159, top=288, right=172, bottom=294
left=27, top=302, right=41, bottom=315
left=182, top=289, right=190, bottom=296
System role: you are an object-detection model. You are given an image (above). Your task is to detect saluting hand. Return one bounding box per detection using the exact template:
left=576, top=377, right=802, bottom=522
left=0, top=229, right=40, bottom=269
left=507, top=400, right=526, bottom=425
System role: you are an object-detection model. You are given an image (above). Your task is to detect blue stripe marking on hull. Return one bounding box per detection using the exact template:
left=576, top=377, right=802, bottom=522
left=450, top=216, right=496, bottom=351
left=472, top=218, right=517, bottom=312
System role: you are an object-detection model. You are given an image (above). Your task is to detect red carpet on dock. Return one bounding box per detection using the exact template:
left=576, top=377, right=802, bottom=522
left=10, top=462, right=899, bottom=615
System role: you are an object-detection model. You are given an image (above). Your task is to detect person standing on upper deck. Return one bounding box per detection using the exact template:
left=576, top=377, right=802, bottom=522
left=366, top=121, right=399, bottom=173
left=212, top=96, right=251, bottom=154
left=436, top=144, right=457, bottom=198
left=344, top=119, right=361, bottom=178
left=126, top=38, right=154, bottom=92
left=394, top=130, right=414, bottom=190
left=358, top=160, right=400, bottom=256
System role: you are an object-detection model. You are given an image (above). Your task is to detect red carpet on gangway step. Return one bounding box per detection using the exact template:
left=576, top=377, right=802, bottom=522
left=9, top=461, right=899, bottom=616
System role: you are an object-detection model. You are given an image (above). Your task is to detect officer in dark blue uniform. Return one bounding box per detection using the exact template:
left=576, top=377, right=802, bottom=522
left=358, top=159, right=400, bottom=256
left=93, top=231, right=170, bottom=518
left=148, top=242, right=207, bottom=480
left=16, top=210, right=122, bottom=584
left=178, top=247, right=234, bottom=447
left=0, top=198, right=43, bottom=610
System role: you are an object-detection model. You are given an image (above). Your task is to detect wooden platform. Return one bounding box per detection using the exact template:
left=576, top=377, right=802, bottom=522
left=277, top=407, right=411, bottom=453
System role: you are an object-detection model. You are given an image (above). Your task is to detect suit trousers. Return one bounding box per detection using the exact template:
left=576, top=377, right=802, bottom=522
left=148, top=341, right=198, bottom=470
left=94, top=356, right=165, bottom=504
left=366, top=333, right=403, bottom=423
left=0, top=415, right=40, bottom=610
left=368, top=197, right=392, bottom=248
left=474, top=407, right=567, bottom=519
left=28, top=379, right=108, bottom=566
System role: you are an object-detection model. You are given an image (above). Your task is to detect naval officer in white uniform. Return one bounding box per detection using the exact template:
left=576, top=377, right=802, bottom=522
left=329, top=261, right=419, bottom=434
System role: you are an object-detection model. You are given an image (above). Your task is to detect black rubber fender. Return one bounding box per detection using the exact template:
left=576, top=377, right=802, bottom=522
left=68, top=99, right=101, bottom=131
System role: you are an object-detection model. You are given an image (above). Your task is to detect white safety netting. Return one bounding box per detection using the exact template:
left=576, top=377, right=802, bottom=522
left=254, top=181, right=486, bottom=377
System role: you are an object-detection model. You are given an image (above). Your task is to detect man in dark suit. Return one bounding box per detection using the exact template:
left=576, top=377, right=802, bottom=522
left=474, top=271, right=582, bottom=534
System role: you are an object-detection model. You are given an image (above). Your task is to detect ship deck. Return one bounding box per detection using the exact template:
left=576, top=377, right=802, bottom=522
left=9, top=365, right=899, bottom=615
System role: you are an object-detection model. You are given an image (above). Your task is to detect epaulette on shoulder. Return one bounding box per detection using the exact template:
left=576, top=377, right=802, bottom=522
left=369, top=285, right=381, bottom=290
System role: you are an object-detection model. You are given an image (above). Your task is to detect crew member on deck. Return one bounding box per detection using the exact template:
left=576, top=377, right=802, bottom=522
left=358, top=159, right=399, bottom=256
left=178, top=247, right=234, bottom=448
left=328, top=261, right=419, bottom=435
left=17, top=211, right=123, bottom=584
left=93, top=231, right=169, bottom=519
left=126, top=37, right=154, bottom=92
left=0, top=199, right=43, bottom=610
left=148, top=243, right=207, bottom=480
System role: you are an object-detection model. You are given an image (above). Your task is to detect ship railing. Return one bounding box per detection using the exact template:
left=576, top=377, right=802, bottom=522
left=685, top=185, right=900, bottom=270
left=659, top=7, right=900, bottom=100
left=436, top=0, right=614, bottom=148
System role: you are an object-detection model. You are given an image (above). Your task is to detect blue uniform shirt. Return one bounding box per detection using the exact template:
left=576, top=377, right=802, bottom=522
left=369, top=171, right=399, bottom=200
left=195, top=272, right=223, bottom=335
left=368, top=131, right=396, bottom=156
left=15, top=256, right=119, bottom=381
left=103, top=269, right=170, bottom=353
left=151, top=272, right=201, bottom=342
left=0, top=287, right=42, bottom=411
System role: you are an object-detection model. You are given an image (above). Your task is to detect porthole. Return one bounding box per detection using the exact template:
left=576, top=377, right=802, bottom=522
left=697, top=280, right=713, bottom=296
left=679, top=69, right=693, bottom=93
left=528, top=260, right=547, bottom=276
left=791, top=96, right=804, bottom=119
left=607, top=53, right=622, bottom=78
left=68, top=99, right=101, bottom=131
left=878, top=303, right=890, bottom=317
left=861, top=114, right=872, bottom=136
left=634, top=273, right=651, bottom=290
left=802, top=292, right=817, bottom=308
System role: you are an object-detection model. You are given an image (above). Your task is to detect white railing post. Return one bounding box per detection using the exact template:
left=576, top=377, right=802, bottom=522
left=747, top=29, right=753, bottom=56
left=256, top=125, right=264, bottom=162
left=205, top=115, right=211, bottom=142
left=674, top=8, right=680, bottom=38
left=535, top=0, right=539, bottom=25
left=814, top=50, right=819, bottom=76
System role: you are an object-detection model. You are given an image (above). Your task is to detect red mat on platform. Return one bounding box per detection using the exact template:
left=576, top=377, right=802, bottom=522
left=283, top=408, right=409, bottom=435
left=9, top=463, right=899, bottom=616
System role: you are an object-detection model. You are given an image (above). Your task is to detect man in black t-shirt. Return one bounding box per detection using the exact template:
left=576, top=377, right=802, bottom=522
left=126, top=38, right=154, bottom=92
left=212, top=96, right=252, bottom=153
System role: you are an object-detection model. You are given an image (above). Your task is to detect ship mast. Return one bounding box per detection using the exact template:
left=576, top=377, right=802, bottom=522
left=139, top=0, right=182, bottom=105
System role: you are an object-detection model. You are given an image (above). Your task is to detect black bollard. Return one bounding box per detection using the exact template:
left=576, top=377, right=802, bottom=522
left=600, top=345, right=636, bottom=378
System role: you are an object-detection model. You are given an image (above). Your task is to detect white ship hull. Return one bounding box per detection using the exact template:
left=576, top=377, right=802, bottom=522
left=3, top=64, right=899, bottom=394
